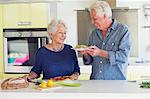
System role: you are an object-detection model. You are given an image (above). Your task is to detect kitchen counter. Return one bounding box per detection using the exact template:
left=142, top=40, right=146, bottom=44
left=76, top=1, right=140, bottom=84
left=1, top=80, right=150, bottom=99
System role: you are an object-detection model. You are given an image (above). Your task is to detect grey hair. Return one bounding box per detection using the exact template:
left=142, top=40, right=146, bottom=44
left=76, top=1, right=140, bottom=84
left=47, top=19, right=67, bottom=33
left=89, top=1, right=112, bottom=19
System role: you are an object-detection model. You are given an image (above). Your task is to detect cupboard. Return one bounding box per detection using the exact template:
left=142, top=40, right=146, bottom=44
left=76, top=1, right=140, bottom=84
left=127, top=65, right=150, bottom=81
left=2, top=3, right=48, bottom=28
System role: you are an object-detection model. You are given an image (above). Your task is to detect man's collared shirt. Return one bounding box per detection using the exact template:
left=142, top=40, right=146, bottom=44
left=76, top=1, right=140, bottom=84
left=88, top=19, right=131, bottom=80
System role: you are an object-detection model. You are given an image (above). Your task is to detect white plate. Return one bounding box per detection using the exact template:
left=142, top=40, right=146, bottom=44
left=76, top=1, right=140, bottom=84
left=75, top=48, right=90, bottom=51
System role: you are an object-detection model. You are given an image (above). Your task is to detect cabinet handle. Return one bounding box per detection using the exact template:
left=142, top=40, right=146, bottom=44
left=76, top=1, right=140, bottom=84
left=17, top=32, right=22, bottom=37
left=17, top=22, right=32, bottom=26
left=140, top=76, right=150, bottom=79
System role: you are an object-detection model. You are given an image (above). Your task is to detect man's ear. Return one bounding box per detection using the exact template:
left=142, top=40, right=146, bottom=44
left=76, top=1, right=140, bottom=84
left=104, top=14, right=109, bottom=19
left=104, top=14, right=106, bottom=18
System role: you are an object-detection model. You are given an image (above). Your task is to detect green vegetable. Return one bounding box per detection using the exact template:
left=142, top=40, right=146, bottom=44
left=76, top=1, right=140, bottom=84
left=140, top=81, right=150, bottom=88
left=56, top=80, right=81, bottom=87
left=58, top=82, right=81, bottom=87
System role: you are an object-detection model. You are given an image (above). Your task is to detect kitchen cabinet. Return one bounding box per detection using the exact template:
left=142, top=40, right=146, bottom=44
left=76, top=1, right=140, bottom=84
left=3, top=4, right=30, bottom=28
left=2, top=3, right=48, bottom=28
left=78, top=73, right=90, bottom=80
left=78, top=64, right=150, bottom=81
left=79, top=64, right=150, bottom=81
left=0, top=4, right=4, bottom=79
left=30, top=3, right=48, bottom=28
left=127, top=65, right=150, bottom=81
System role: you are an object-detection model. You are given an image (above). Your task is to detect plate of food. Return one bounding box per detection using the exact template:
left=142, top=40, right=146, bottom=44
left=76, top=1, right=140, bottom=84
left=52, top=76, right=72, bottom=81
left=74, top=44, right=89, bottom=51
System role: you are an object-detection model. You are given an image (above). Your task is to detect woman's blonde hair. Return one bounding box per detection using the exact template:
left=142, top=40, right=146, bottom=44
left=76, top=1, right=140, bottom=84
left=89, top=1, right=112, bottom=19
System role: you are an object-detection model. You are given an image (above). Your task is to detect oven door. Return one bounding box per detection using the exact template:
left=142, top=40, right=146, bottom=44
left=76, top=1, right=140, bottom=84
left=4, top=37, right=47, bottom=73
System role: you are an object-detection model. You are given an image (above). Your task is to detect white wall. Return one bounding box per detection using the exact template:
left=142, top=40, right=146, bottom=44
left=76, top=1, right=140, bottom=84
left=57, top=1, right=95, bottom=47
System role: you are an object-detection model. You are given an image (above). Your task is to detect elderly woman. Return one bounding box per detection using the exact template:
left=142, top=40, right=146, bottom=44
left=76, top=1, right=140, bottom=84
left=80, top=1, right=131, bottom=80
left=27, top=19, right=80, bottom=80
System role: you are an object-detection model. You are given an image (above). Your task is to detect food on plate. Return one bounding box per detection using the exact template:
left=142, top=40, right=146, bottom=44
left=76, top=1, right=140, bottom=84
left=1, top=77, right=29, bottom=90
left=75, top=44, right=88, bottom=49
left=52, top=76, right=71, bottom=81
left=47, top=80, right=54, bottom=87
left=74, top=45, right=90, bottom=51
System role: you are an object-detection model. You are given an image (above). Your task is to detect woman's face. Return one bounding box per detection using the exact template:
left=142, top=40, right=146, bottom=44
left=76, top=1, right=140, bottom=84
left=51, top=24, right=67, bottom=44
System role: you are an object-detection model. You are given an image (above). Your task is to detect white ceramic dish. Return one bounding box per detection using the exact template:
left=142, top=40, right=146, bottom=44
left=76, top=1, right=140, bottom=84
left=75, top=47, right=90, bottom=51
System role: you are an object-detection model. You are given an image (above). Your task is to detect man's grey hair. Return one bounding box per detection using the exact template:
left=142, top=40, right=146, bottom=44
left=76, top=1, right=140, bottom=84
left=47, top=19, right=67, bottom=33
left=89, top=1, right=112, bottom=19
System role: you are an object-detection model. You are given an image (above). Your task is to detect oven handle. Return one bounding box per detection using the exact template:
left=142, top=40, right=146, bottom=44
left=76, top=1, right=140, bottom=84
left=4, top=38, right=8, bottom=72
left=38, top=38, right=41, bottom=48
left=38, top=38, right=47, bottom=48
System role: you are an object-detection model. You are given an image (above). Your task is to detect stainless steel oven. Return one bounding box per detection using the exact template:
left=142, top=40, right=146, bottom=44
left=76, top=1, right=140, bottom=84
left=3, top=28, right=48, bottom=73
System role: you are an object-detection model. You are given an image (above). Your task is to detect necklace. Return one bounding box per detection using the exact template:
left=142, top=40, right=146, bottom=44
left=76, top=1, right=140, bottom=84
left=51, top=44, right=64, bottom=52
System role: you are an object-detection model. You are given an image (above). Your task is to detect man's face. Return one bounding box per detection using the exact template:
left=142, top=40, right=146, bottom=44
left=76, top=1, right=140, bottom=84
left=90, top=9, right=106, bottom=30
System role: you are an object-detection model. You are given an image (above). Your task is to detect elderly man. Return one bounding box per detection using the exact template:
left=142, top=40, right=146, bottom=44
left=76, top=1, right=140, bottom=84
left=80, top=1, right=131, bottom=80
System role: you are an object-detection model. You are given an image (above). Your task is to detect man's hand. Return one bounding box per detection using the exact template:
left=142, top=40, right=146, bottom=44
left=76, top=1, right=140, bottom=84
left=78, top=50, right=88, bottom=55
left=85, top=45, right=101, bottom=56
left=78, top=46, right=102, bottom=56
left=86, top=46, right=109, bottom=58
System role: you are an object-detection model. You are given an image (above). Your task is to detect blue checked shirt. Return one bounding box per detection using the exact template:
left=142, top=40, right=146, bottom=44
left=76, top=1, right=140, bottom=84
left=87, top=19, right=131, bottom=80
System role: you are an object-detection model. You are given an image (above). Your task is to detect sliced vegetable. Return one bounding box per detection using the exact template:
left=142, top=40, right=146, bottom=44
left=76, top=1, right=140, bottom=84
left=57, top=79, right=81, bottom=87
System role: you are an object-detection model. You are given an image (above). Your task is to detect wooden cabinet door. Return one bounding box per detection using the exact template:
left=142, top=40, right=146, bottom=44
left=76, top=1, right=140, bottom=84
left=30, top=3, right=48, bottom=28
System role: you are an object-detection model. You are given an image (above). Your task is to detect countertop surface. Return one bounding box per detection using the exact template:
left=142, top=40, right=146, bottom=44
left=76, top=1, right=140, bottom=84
left=0, top=80, right=150, bottom=93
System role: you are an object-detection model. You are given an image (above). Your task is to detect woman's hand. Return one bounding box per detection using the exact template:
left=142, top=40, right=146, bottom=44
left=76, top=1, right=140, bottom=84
left=22, top=72, right=38, bottom=82
left=70, top=72, right=79, bottom=80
